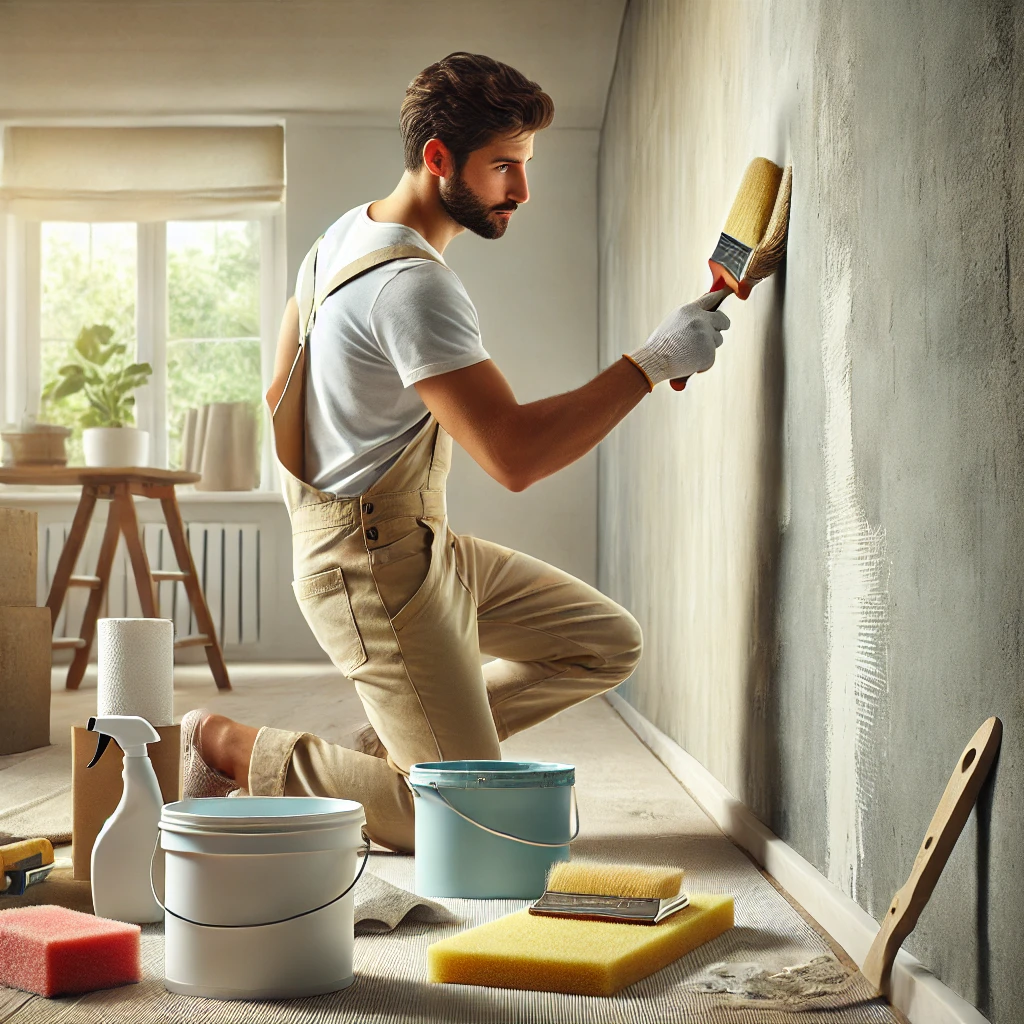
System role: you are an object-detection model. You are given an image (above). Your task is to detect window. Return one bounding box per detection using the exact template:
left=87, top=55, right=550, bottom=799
left=12, top=214, right=282, bottom=487
left=39, top=223, right=137, bottom=466
left=166, top=221, right=264, bottom=472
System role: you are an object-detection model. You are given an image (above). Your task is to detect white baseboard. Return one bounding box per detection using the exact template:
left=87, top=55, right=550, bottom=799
left=605, top=692, right=989, bottom=1024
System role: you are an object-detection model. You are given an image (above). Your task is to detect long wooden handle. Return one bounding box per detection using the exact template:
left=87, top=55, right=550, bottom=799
left=861, top=716, right=1002, bottom=995
left=669, top=288, right=731, bottom=391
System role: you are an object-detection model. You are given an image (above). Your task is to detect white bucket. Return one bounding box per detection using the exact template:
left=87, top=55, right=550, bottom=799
left=159, top=796, right=366, bottom=1000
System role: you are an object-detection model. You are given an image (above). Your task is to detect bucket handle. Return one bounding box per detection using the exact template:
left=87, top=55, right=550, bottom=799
left=419, top=782, right=580, bottom=848
left=150, top=829, right=370, bottom=929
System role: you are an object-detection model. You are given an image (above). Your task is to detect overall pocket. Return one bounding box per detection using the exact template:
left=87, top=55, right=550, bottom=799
left=369, top=517, right=437, bottom=625
left=292, top=566, right=367, bottom=676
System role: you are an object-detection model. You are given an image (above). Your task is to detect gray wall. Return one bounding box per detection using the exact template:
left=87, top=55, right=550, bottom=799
left=598, top=1, right=1022, bottom=1019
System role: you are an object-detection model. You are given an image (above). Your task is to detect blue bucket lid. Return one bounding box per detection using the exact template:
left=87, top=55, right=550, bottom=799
left=409, top=760, right=574, bottom=789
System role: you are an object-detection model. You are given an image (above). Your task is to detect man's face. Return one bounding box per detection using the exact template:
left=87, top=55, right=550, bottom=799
left=438, top=132, right=533, bottom=240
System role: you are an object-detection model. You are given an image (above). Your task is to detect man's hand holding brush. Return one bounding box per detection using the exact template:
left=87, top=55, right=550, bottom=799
left=411, top=157, right=791, bottom=489
left=623, top=289, right=732, bottom=391
left=625, top=157, right=792, bottom=392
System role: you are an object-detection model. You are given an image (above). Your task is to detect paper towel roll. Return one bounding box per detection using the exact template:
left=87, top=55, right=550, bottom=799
left=97, top=618, right=174, bottom=726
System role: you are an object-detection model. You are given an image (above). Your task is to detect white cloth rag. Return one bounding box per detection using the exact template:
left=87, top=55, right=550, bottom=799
left=353, top=871, right=457, bottom=934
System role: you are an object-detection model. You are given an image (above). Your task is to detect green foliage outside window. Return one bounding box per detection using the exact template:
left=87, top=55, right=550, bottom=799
left=38, top=221, right=263, bottom=470
left=39, top=223, right=137, bottom=463
left=166, top=221, right=263, bottom=471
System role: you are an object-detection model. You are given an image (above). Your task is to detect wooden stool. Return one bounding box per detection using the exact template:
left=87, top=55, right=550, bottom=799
left=0, top=467, right=230, bottom=691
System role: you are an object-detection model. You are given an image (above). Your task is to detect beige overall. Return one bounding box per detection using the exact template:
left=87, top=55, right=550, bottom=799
left=253, top=240, right=643, bottom=852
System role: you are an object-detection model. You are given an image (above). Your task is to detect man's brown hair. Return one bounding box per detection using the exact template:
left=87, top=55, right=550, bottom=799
left=400, top=52, right=554, bottom=173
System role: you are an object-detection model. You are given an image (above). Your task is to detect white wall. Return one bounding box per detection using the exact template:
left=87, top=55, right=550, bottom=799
left=284, top=121, right=600, bottom=584
left=0, top=1, right=626, bottom=130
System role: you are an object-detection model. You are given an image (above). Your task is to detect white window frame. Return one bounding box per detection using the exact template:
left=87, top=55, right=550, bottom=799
left=4, top=210, right=285, bottom=492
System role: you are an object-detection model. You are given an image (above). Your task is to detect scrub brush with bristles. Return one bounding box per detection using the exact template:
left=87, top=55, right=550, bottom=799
left=528, top=860, right=691, bottom=925
left=545, top=861, right=684, bottom=900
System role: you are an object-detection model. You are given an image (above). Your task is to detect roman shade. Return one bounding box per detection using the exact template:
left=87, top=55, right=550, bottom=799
left=0, top=126, right=285, bottom=221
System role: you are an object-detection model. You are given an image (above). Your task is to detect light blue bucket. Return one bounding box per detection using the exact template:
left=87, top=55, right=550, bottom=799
left=409, top=760, right=578, bottom=899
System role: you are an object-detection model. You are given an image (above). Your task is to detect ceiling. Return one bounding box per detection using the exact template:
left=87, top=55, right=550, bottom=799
left=0, top=0, right=627, bottom=129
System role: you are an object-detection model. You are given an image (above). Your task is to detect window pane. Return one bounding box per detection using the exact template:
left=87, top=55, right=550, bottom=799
left=166, top=221, right=262, bottom=476
left=167, top=221, right=259, bottom=339
left=39, top=223, right=137, bottom=465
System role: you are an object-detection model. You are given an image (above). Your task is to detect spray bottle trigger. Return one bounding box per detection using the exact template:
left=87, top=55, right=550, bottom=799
left=86, top=717, right=114, bottom=769
left=88, top=733, right=113, bottom=768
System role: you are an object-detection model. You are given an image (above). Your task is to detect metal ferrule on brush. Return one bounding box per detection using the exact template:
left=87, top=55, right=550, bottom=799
left=709, top=231, right=753, bottom=285
left=530, top=890, right=690, bottom=925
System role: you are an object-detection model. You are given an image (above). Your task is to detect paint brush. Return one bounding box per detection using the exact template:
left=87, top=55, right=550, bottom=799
left=671, top=160, right=792, bottom=391
left=743, top=164, right=792, bottom=287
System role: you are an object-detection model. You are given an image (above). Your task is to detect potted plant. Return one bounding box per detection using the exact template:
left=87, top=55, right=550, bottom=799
left=42, top=324, right=153, bottom=468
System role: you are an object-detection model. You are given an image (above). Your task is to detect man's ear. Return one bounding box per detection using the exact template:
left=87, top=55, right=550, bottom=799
left=422, top=138, right=454, bottom=179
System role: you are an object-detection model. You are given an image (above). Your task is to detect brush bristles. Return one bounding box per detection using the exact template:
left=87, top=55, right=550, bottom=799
left=546, top=861, right=684, bottom=900
left=745, top=164, right=792, bottom=283
left=722, top=157, right=784, bottom=249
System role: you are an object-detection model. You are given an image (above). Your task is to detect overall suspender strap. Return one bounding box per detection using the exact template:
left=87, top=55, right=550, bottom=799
left=273, top=237, right=446, bottom=482
left=295, top=236, right=323, bottom=344
left=297, top=241, right=445, bottom=345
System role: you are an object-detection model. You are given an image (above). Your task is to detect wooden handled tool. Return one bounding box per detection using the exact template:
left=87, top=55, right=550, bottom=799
left=861, top=716, right=1002, bottom=996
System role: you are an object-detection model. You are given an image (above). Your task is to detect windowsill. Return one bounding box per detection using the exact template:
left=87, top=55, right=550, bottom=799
left=0, top=486, right=284, bottom=504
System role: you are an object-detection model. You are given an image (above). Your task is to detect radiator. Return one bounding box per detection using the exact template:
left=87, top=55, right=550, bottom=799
left=40, top=520, right=261, bottom=648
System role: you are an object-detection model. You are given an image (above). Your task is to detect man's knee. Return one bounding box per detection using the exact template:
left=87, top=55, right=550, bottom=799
left=606, top=606, right=644, bottom=683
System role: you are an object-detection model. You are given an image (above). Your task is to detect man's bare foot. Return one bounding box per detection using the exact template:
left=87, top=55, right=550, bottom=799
left=199, top=714, right=260, bottom=788
left=181, top=709, right=239, bottom=798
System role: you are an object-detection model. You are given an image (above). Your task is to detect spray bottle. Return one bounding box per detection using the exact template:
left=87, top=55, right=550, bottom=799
left=87, top=715, right=164, bottom=923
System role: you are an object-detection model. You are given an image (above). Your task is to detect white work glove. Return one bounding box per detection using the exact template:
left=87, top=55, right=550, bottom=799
left=624, top=288, right=731, bottom=389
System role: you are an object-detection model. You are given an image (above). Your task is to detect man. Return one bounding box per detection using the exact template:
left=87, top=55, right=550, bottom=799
left=182, top=52, right=729, bottom=851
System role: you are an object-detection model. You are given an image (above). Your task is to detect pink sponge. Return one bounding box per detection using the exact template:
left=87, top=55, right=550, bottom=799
left=0, top=906, right=141, bottom=997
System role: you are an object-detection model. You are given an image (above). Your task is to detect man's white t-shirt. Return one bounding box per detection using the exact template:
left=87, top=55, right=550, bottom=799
left=302, top=203, right=490, bottom=496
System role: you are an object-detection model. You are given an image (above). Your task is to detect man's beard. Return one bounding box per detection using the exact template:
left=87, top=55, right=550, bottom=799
left=439, top=170, right=513, bottom=240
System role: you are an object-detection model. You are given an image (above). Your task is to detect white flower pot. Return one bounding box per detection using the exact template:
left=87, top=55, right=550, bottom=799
left=82, top=426, right=150, bottom=468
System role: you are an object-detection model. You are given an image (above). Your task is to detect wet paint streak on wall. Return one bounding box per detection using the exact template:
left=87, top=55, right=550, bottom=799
left=821, top=261, right=890, bottom=899
left=814, top=40, right=891, bottom=902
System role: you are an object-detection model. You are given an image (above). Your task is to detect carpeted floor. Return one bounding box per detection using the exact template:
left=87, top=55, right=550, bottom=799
left=0, top=664, right=907, bottom=1023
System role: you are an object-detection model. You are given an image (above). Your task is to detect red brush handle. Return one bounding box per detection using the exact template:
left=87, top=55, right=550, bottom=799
left=670, top=276, right=735, bottom=391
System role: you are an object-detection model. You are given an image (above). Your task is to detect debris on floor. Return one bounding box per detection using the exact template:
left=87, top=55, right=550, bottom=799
left=691, top=955, right=858, bottom=1005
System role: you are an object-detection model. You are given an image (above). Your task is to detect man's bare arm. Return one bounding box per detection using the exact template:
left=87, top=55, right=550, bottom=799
left=266, top=297, right=300, bottom=413
left=414, top=358, right=650, bottom=492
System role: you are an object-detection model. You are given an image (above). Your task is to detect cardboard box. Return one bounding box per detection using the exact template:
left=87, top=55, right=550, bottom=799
left=0, top=606, right=51, bottom=755
left=0, top=507, right=39, bottom=607
left=71, top=724, right=181, bottom=881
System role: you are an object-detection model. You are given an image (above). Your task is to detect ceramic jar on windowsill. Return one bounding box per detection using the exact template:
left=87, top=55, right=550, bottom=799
left=82, top=426, right=150, bottom=468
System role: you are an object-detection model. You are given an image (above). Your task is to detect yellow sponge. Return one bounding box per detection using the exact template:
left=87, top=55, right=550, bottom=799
left=545, top=860, right=683, bottom=900
left=427, top=893, right=734, bottom=997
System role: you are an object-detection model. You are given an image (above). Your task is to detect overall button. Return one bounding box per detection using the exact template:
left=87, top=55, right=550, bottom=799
left=366, top=527, right=379, bottom=542
left=362, top=502, right=374, bottom=514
